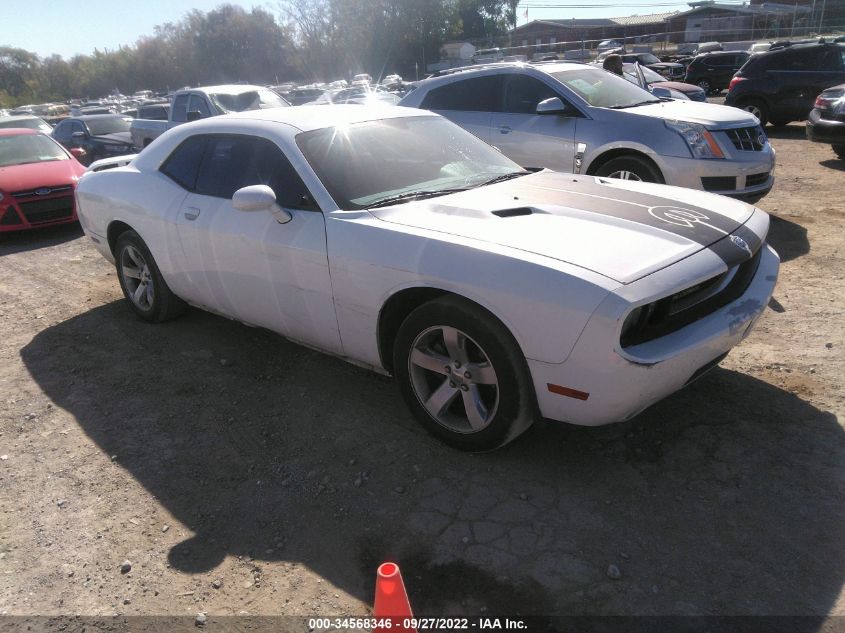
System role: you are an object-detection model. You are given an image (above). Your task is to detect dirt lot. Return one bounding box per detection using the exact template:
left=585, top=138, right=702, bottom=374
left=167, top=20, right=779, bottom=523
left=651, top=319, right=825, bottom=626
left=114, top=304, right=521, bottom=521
left=1, top=123, right=844, bottom=628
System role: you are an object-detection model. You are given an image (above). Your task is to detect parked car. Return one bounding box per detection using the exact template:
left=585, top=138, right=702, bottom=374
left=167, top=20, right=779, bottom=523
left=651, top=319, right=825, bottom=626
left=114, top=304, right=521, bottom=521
left=136, top=103, right=170, bottom=121
left=620, top=53, right=685, bottom=80
left=130, top=84, right=289, bottom=148
left=472, top=48, right=505, bottom=64
left=286, top=87, right=325, bottom=106
left=695, top=42, right=724, bottom=55
left=725, top=43, right=845, bottom=126
left=625, top=63, right=707, bottom=101
left=0, top=128, right=87, bottom=232
left=597, top=40, right=624, bottom=54
left=749, top=42, right=772, bottom=54
left=806, top=83, right=845, bottom=159
left=400, top=62, right=775, bottom=202
left=51, top=114, right=135, bottom=166
left=684, top=51, right=750, bottom=94
left=0, top=115, right=53, bottom=134
left=75, top=105, right=778, bottom=450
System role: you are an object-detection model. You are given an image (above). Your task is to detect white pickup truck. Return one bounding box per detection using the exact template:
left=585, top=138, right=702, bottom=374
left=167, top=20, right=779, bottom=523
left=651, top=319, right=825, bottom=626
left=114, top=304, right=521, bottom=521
left=129, top=84, right=290, bottom=149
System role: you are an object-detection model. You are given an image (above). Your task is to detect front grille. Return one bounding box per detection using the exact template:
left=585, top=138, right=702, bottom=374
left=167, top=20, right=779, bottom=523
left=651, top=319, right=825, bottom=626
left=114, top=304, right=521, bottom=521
left=17, top=195, right=75, bottom=224
left=11, top=185, right=73, bottom=199
left=621, top=244, right=763, bottom=348
left=745, top=172, right=769, bottom=187
left=724, top=126, right=766, bottom=151
left=701, top=176, right=736, bottom=191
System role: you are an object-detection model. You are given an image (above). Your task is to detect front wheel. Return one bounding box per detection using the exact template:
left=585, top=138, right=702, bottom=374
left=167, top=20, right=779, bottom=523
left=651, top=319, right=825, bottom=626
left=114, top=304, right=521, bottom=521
left=594, top=155, right=664, bottom=184
left=738, top=98, right=769, bottom=126
left=114, top=230, right=186, bottom=322
left=393, top=297, right=535, bottom=451
left=833, top=144, right=845, bottom=159
left=696, top=79, right=711, bottom=93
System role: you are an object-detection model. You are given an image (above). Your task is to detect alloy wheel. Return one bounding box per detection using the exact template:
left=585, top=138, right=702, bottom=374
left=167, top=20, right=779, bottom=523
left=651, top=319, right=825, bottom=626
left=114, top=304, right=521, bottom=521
left=120, top=245, right=155, bottom=310
left=408, top=325, right=499, bottom=434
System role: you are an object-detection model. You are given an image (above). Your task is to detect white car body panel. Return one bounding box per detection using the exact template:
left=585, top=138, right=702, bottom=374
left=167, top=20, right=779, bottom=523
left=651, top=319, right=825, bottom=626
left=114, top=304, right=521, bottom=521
left=76, top=106, right=779, bottom=428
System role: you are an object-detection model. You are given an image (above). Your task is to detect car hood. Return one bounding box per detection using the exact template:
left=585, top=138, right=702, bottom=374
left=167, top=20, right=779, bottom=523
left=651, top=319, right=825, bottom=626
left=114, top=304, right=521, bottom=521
left=368, top=171, right=756, bottom=284
left=652, top=81, right=700, bottom=93
left=620, top=99, right=759, bottom=127
left=92, top=131, right=133, bottom=144
left=0, top=159, right=85, bottom=193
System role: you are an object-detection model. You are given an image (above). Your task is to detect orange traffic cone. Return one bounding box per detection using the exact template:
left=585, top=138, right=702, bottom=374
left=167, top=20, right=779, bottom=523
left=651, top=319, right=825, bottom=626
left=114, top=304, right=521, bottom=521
left=374, top=562, right=416, bottom=632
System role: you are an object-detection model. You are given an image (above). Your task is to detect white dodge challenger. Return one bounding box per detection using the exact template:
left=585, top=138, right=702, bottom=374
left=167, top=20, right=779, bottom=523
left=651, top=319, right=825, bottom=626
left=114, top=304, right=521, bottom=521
left=76, top=105, right=779, bottom=451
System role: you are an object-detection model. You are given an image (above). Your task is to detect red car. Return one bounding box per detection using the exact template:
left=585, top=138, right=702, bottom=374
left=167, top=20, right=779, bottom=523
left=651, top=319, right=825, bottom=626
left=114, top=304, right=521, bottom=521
left=0, top=128, right=87, bottom=232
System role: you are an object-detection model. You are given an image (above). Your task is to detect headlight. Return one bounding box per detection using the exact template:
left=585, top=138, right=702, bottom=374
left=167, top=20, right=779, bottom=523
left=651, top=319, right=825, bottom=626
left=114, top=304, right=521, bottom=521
left=665, top=120, right=725, bottom=159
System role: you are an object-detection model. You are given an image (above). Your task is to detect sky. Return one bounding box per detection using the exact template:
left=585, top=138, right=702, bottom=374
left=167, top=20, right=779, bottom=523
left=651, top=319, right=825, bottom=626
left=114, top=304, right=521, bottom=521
left=0, top=0, right=698, bottom=60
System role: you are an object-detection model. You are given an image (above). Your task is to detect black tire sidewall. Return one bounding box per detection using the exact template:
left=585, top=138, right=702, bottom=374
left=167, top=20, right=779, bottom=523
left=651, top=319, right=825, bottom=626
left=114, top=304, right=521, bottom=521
left=393, top=298, right=533, bottom=451
left=740, top=98, right=769, bottom=126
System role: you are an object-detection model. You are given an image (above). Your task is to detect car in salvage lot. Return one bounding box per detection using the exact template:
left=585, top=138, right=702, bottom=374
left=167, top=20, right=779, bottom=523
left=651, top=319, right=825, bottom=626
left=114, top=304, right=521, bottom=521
left=0, top=128, right=87, bottom=232
left=399, top=62, right=776, bottom=202
left=75, top=105, right=779, bottom=451
left=806, top=83, right=845, bottom=159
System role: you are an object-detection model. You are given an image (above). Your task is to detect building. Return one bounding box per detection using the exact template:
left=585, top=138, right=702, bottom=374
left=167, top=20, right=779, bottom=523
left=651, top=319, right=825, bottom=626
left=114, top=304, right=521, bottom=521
left=665, top=2, right=814, bottom=43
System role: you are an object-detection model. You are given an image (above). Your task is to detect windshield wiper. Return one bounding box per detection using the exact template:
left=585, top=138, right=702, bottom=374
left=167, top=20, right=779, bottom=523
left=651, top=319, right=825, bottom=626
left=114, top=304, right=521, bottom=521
left=608, top=100, right=661, bottom=109
left=365, top=187, right=470, bottom=209
left=474, top=171, right=531, bottom=187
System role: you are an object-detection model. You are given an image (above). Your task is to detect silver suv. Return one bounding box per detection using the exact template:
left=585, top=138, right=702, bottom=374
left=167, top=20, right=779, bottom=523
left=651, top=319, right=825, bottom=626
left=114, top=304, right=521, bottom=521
left=399, top=62, right=775, bottom=202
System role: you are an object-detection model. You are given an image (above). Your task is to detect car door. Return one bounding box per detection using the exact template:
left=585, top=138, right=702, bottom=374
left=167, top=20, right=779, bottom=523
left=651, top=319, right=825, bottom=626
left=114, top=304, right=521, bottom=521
left=419, top=75, right=502, bottom=144
left=490, top=73, right=578, bottom=172
left=769, top=48, right=830, bottom=119
left=170, top=133, right=342, bottom=353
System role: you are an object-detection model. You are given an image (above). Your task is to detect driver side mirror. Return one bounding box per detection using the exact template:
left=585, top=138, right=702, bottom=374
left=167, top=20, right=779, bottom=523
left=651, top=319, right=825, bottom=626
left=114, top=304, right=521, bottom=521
left=186, top=110, right=203, bottom=122
left=232, top=185, right=292, bottom=224
left=536, top=97, right=572, bottom=116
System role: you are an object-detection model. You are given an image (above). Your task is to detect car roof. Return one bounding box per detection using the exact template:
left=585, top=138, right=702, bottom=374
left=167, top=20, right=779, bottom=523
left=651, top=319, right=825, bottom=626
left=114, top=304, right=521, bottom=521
left=185, top=84, right=271, bottom=94
left=70, top=114, right=127, bottom=121
left=221, top=104, right=437, bottom=132
left=0, top=114, right=44, bottom=122
left=0, top=127, right=38, bottom=137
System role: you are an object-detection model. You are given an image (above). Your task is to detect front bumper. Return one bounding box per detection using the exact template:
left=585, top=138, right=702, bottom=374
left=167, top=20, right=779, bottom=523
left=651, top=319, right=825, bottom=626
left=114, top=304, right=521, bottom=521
left=806, top=109, right=845, bottom=144
left=529, top=242, right=779, bottom=426
left=0, top=193, right=78, bottom=233
left=656, top=145, right=775, bottom=202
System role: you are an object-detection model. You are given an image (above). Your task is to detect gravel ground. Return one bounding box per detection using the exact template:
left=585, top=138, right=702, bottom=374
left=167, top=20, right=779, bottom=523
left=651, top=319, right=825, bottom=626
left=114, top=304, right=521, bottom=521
left=1, top=123, right=844, bottom=628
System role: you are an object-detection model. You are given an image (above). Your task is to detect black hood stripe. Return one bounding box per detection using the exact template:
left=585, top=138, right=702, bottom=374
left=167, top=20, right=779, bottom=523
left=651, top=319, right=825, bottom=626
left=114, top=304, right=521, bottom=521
left=511, top=176, right=757, bottom=264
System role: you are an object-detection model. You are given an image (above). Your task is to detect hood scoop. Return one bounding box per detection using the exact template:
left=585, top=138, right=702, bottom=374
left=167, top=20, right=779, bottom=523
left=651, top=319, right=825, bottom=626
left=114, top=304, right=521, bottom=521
left=491, top=206, right=536, bottom=218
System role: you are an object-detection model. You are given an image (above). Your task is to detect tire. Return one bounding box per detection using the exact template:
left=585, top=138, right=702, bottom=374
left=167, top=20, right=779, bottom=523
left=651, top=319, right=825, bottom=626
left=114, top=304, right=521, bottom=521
left=393, top=296, right=536, bottom=451
left=738, top=98, right=769, bottom=127
left=696, top=79, right=711, bottom=93
left=114, top=229, right=186, bottom=322
left=832, top=144, right=845, bottom=159
left=594, top=155, right=664, bottom=184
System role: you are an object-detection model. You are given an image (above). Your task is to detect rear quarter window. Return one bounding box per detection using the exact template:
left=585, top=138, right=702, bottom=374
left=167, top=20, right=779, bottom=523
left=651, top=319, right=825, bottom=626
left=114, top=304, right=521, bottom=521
left=160, top=136, right=207, bottom=190
left=421, top=76, right=503, bottom=112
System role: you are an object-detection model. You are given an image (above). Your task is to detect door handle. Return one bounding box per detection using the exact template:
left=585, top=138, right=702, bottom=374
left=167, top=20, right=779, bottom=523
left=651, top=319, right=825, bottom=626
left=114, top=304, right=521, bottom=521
left=499, top=125, right=512, bottom=134
left=183, top=207, right=200, bottom=221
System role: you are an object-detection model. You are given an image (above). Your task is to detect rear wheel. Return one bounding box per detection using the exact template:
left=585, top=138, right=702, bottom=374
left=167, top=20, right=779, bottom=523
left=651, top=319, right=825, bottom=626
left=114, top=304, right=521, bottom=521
left=594, top=155, right=664, bottom=184
left=393, top=297, right=535, bottom=451
left=738, top=98, right=769, bottom=126
left=833, top=144, right=845, bottom=159
left=114, top=230, right=186, bottom=322
left=696, top=79, right=711, bottom=93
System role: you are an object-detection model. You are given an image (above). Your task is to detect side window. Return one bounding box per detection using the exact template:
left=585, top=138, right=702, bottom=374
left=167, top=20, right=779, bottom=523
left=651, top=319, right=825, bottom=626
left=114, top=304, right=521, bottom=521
left=503, top=75, right=559, bottom=114
left=770, top=49, right=824, bottom=71
left=420, top=76, right=503, bottom=112
left=72, top=121, right=87, bottom=136
left=171, top=94, right=189, bottom=123
left=194, top=136, right=318, bottom=209
left=187, top=95, right=211, bottom=118
left=821, top=49, right=845, bottom=71
left=53, top=121, right=71, bottom=141
left=160, top=136, right=207, bottom=190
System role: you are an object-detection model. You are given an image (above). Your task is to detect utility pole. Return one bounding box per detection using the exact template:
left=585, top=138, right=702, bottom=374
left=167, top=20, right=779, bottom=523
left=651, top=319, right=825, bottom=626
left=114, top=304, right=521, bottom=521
left=817, top=0, right=827, bottom=34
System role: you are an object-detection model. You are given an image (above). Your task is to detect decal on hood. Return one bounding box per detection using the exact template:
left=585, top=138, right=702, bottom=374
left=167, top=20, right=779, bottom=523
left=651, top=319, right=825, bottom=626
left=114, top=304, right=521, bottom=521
left=517, top=176, right=760, bottom=264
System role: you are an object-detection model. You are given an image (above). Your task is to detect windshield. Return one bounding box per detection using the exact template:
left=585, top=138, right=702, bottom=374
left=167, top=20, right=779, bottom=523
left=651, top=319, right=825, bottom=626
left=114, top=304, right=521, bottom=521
left=640, top=66, right=666, bottom=83
left=550, top=68, right=660, bottom=108
left=639, top=53, right=662, bottom=65
left=0, top=134, right=67, bottom=167
left=86, top=116, right=131, bottom=136
left=210, top=89, right=289, bottom=113
left=0, top=117, right=52, bottom=134
left=297, top=116, right=524, bottom=210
